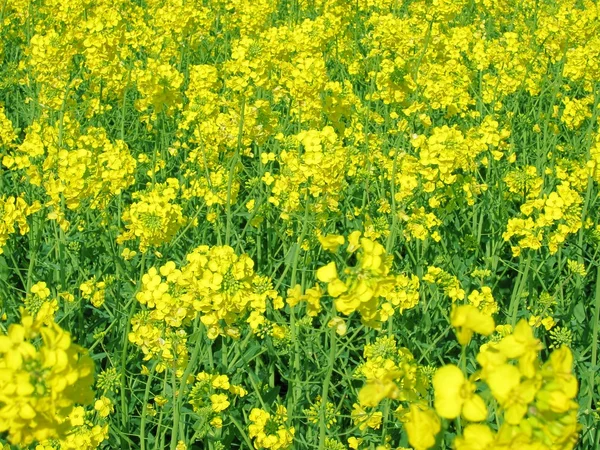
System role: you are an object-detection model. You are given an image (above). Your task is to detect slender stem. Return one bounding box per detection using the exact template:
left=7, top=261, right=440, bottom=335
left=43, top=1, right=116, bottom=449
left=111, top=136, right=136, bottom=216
left=588, top=265, right=600, bottom=411
left=225, top=97, right=246, bottom=246
left=509, top=253, right=531, bottom=327
left=170, top=318, right=203, bottom=450
left=318, top=325, right=337, bottom=449
left=169, top=365, right=181, bottom=450
left=140, top=363, right=157, bottom=450
left=120, top=253, right=146, bottom=442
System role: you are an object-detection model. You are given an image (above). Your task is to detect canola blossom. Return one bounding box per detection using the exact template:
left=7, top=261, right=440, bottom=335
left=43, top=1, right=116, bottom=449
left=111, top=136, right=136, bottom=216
left=0, top=0, right=599, bottom=449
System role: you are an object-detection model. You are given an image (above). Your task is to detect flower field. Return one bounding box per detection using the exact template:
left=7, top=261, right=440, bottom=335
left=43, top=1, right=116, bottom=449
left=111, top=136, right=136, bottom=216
left=1, top=0, right=600, bottom=448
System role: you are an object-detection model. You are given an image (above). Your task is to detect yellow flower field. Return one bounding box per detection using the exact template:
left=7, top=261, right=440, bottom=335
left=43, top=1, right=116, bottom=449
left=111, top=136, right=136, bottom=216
left=0, top=0, right=599, bottom=449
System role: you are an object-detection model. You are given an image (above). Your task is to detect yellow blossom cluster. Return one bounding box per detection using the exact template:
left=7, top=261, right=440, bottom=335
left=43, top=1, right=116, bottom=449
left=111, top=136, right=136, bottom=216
left=35, top=404, right=110, bottom=450
left=356, top=336, right=428, bottom=408
left=0, top=195, right=40, bottom=254
left=79, top=278, right=107, bottom=309
left=0, top=0, right=599, bottom=448
left=248, top=405, right=295, bottom=450
left=0, top=106, right=17, bottom=148
left=503, top=182, right=583, bottom=255
left=188, top=372, right=247, bottom=430
left=422, top=266, right=465, bottom=302
left=117, top=178, right=186, bottom=252
left=129, top=245, right=283, bottom=370
left=401, top=319, right=580, bottom=450
left=2, top=118, right=136, bottom=230
left=266, top=127, right=350, bottom=220
left=314, top=232, right=420, bottom=326
left=23, top=282, right=59, bottom=325
left=0, top=313, right=95, bottom=446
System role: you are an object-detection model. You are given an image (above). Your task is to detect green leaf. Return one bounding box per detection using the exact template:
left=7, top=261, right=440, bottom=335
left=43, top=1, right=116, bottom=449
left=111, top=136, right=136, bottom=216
left=574, top=302, right=586, bottom=324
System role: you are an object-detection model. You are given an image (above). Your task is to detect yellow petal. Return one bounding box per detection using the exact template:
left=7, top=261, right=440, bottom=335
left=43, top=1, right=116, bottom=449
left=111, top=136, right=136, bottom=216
left=403, top=404, right=440, bottom=450
left=335, top=294, right=360, bottom=315
left=504, top=402, right=528, bottom=425
left=347, top=231, right=362, bottom=253
left=462, top=394, right=488, bottom=422
left=318, top=234, right=345, bottom=252
left=359, top=381, right=391, bottom=407
left=485, top=364, right=521, bottom=404
left=470, top=311, right=495, bottom=336
left=19, top=403, right=36, bottom=419
left=455, top=424, right=495, bottom=450
left=316, top=262, right=338, bottom=283
left=433, top=365, right=464, bottom=419
left=327, top=279, right=348, bottom=297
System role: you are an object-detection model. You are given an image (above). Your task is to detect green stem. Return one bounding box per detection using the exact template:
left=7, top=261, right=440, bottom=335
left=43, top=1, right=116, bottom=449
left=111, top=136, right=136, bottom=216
left=225, top=97, right=246, bottom=245
left=140, top=363, right=157, bottom=450
left=169, top=366, right=181, bottom=450
left=318, top=326, right=337, bottom=449
left=588, top=265, right=600, bottom=411
left=171, top=318, right=204, bottom=450
left=120, top=253, right=146, bottom=443
left=230, top=415, right=255, bottom=448
left=509, top=253, right=531, bottom=327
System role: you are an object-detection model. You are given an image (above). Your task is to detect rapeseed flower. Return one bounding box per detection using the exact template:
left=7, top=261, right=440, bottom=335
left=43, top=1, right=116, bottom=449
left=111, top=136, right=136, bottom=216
left=433, top=365, right=487, bottom=422
left=451, top=304, right=495, bottom=345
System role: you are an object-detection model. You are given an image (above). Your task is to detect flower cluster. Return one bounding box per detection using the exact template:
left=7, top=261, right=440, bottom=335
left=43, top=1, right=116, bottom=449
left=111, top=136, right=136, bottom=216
left=314, top=232, right=420, bottom=326
left=422, top=266, right=465, bottom=302
left=248, top=405, right=295, bottom=450
left=23, top=281, right=59, bottom=324
left=35, top=405, right=110, bottom=450
left=117, top=178, right=186, bottom=252
left=3, top=121, right=136, bottom=231
left=356, top=336, right=429, bottom=408
left=0, top=0, right=599, bottom=448
left=503, top=182, right=583, bottom=256
left=129, top=245, right=283, bottom=371
left=188, top=372, right=247, bottom=431
left=79, top=277, right=107, bottom=308
left=0, top=195, right=40, bottom=254
left=403, top=319, right=581, bottom=450
left=0, top=312, right=95, bottom=445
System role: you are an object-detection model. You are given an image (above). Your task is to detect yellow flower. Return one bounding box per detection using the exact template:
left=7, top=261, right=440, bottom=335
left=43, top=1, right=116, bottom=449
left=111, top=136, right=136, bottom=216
left=358, top=376, right=400, bottom=408
left=484, top=363, right=539, bottom=424
left=495, top=319, right=542, bottom=378
left=210, top=393, right=230, bottom=412
left=453, top=424, right=496, bottom=450
left=248, top=405, right=294, bottom=449
left=433, top=365, right=487, bottom=422
left=121, top=247, right=137, bottom=261
left=327, top=317, right=347, bottom=336
left=262, top=172, right=274, bottom=186
left=316, top=261, right=338, bottom=283
left=348, top=437, right=363, bottom=449
left=401, top=404, right=440, bottom=450
left=451, top=304, right=495, bottom=345
left=536, top=346, right=579, bottom=414
left=0, top=313, right=94, bottom=445
left=154, top=396, right=168, bottom=407
left=347, top=231, right=362, bottom=253
left=351, top=403, right=383, bottom=431
left=318, top=234, right=345, bottom=252
left=69, top=406, right=86, bottom=427
left=211, top=375, right=230, bottom=390
left=327, top=278, right=348, bottom=297
left=30, top=282, right=50, bottom=300
left=94, top=396, right=114, bottom=418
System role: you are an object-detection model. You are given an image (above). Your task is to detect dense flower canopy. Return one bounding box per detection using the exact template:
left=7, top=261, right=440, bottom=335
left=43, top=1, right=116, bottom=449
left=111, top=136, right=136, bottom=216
left=0, top=0, right=599, bottom=449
